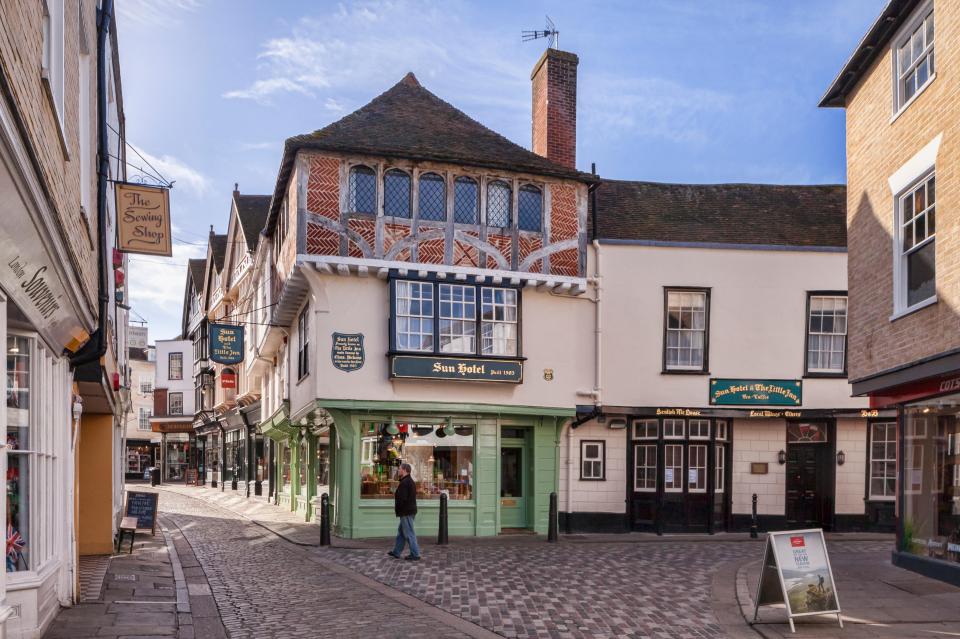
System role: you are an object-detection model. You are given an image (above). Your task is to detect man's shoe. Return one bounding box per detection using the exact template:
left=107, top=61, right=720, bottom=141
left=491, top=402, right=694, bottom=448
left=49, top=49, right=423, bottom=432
left=387, top=551, right=401, bottom=559
left=404, top=555, right=421, bottom=561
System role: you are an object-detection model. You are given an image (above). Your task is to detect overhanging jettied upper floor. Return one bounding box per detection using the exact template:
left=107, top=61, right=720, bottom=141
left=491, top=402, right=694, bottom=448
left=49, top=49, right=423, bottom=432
left=263, top=72, right=597, bottom=307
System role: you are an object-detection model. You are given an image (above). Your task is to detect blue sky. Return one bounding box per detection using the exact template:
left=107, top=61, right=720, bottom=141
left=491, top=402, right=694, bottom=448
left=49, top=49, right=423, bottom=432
left=118, top=0, right=884, bottom=341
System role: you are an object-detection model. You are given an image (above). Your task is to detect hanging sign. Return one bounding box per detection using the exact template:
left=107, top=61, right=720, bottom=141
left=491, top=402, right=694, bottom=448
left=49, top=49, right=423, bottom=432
left=753, top=529, right=842, bottom=633
left=209, top=323, right=243, bottom=364
left=115, top=182, right=172, bottom=256
left=331, top=333, right=365, bottom=372
left=710, top=379, right=802, bottom=406
left=220, top=368, right=237, bottom=389
left=390, top=355, right=522, bottom=383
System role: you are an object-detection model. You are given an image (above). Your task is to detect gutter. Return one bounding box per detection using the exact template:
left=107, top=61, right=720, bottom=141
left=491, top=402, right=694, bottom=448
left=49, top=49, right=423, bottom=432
left=70, top=0, right=114, bottom=369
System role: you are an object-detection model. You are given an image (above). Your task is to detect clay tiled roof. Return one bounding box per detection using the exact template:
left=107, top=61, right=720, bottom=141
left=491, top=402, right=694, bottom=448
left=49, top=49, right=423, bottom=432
left=234, top=194, right=270, bottom=250
left=592, top=180, right=847, bottom=248
left=267, top=73, right=596, bottom=232
left=187, top=259, right=206, bottom=290
left=210, top=234, right=228, bottom=271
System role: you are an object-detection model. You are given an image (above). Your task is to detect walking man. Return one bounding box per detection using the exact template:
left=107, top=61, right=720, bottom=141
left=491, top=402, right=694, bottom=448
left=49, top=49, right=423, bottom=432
left=389, top=462, right=421, bottom=561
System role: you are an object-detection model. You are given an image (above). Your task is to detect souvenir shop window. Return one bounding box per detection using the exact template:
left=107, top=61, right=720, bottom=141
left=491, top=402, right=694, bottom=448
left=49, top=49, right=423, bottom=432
left=7, top=335, right=30, bottom=572
left=359, top=422, right=474, bottom=500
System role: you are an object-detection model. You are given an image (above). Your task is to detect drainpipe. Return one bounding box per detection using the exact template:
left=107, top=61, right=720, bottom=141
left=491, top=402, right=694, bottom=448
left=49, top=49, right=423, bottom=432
left=70, top=0, right=114, bottom=369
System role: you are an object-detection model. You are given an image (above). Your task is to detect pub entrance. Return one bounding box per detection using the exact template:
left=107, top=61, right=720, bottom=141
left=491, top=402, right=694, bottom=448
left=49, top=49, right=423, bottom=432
left=785, top=421, right=834, bottom=529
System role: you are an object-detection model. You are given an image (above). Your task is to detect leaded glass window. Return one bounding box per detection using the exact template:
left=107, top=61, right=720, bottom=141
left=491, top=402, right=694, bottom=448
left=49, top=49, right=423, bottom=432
left=349, top=165, right=376, bottom=214
left=418, top=173, right=446, bottom=222
left=486, top=180, right=512, bottom=228
left=383, top=169, right=411, bottom=218
left=454, top=177, right=478, bottom=224
left=517, top=185, right=542, bottom=232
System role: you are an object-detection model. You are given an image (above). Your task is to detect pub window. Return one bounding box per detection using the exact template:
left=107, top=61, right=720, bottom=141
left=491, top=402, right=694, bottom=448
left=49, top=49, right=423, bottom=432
left=893, top=3, right=935, bottom=113
left=418, top=172, right=446, bottom=221
left=481, top=287, right=518, bottom=356
left=688, top=444, right=707, bottom=493
left=715, top=420, right=728, bottom=441
left=689, top=419, right=710, bottom=440
left=439, top=284, right=476, bottom=354
left=806, top=294, right=847, bottom=374
left=715, top=445, right=725, bottom=493
left=786, top=422, right=827, bottom=443
left=869, top=422, right=897, bottom=500
left=663, top=419, right=685, bottom=439
left=297, top=305, right=310, bottom=379
left=383, top=168, right=411, bottom=218
left=349, top=165, right=377, bottom=214
left=169, top=352, right=183, bottom=380
left=633, top=419, right=658, bottom=440
left=168, top=392, right=183, bottom=416
left=634, top=444, right=657, bottom=492
left=517, top=184, right=542, bottom=232
left=664, top=289, right=708, bottom=372
left=486, top=180, right=512, bottom=228
left=896, top=172, right=936, bottom=312
left=580, top=441, right=605, bottom=480
left=454, top=176, right=479, bottom=224
left=395, top=281, right=434, bottom=352
left=664, top=444, right=683, bottom=492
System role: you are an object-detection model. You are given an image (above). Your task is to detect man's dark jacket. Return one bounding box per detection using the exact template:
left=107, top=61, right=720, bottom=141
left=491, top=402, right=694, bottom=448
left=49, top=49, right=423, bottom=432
left=394, top=474, right=418, bottom=517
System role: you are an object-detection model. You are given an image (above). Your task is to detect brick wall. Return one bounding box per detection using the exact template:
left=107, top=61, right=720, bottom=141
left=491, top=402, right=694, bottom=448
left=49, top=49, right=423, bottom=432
left=845, top=2, right=960, bottom=381
left=153, top=388, right=168, bottom=417
left=0, top=0, right=99, bottom=312
left=531, top=49, right=578, bottom=170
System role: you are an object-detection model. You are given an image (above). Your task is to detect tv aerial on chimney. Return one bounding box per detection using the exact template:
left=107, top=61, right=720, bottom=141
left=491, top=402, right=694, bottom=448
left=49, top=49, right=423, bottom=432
left=522, top=15, right=559, bottom=49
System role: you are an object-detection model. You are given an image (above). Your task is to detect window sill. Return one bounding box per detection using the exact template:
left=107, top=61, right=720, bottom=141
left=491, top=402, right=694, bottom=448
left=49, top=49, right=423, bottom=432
left=296, top=373, right=310, bottom=386
left=661, top=369, right=710, bottom=376
left=578, top=477, right=606, bottom=482
left=40, top=70, right=70, bottom=160
left=866, top=496, right=896, bottom=503
left=803, top=372, right=847, bottom=379
left=890, top=74, right=936, bottom=125
left=890, top=295, right=938, bottom=322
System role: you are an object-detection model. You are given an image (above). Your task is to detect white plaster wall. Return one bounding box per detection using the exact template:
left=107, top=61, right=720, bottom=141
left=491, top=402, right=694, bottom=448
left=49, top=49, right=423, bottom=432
left=124, top=356, right=158, bottom=442
left=559, top=420, right=627, bottom=514
left=154, top=339, right=195, bottom=413
left=835, top=418, right=867, bottom=515
left=732, top=419, right=786, bottom=515
left=594, top=244, right=867, bottom=410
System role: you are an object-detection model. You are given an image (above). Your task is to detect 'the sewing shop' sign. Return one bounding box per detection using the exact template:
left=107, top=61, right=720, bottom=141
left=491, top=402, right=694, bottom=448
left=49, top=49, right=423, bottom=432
left=116, top=182, right=172, bottom=257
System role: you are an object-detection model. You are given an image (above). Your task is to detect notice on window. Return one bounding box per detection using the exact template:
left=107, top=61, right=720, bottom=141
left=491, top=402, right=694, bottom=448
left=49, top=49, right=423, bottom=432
left=688, top=469, right=698, bottom=484
left=665, top=469, right=674, bottom=483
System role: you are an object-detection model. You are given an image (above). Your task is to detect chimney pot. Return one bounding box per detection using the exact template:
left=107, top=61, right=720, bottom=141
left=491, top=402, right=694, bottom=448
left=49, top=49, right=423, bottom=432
left=531, top=48, right=578, bottom=170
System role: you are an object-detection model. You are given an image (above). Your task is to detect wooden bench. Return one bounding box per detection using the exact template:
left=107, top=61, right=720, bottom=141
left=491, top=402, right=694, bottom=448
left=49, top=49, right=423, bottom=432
left=117, top=516, right=138, bottom=554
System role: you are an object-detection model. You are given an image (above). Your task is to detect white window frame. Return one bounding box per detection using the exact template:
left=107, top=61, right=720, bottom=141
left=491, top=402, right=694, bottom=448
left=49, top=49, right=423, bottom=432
left=580, top=440, right=605, bottom=480
left=715, top=420, right=728, bottom=441
left=806, top=295, right=848, bottom=374
left=664, top=444, right=684, bottom=493
left=869, top=422, right=897, bottom=501
left=438, top=283, right=476, bottom=354
left=41, top=0, right=66, bottom=141
left=297, top=305, right=310, bottom=379
left=663, top=419, right=685, bottom=440
left=138, top=408, right=152, bottom=431
left=395, top=281, right=434, bottom=353
left=480, top=287, right=518, bottom=356
left=688, top=444, right=707, bottom=493
left=168, top=352, right=183, bottom=380
left=664, top=289, right=708, bottom=371
left=893, top=171, right=936, bottom=315
left=634, top=444, right=657, bottom=492
left=891, top=0, right=935, bottom=117
left=139, top=377, right=153, bottom=394
left=715, top=445, right=725, bottom=493
left=633, top=419, right=658, bottom=440
left=168, top=392, right=183, bottom=416
left=688, top=419, right=710, bottom=440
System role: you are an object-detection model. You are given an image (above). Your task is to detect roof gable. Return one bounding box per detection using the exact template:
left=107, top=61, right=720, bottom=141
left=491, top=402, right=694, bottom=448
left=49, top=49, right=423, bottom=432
left=235, top=193, right=270, bottom=250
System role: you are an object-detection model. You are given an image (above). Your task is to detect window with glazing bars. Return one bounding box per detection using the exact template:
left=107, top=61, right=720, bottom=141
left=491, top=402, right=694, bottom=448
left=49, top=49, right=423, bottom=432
left=806, top=295, right=847, bottom=373
left=439, top=284, right=476, bottom=353
left=665, top=290, right=707, bottom=371
left=349, top=165, right=376, bottom=214
left=870, top=422, right=897, bottom=499
left=169, top=392, right=183, bottom=416
left=895, top=6, right=934, bottom=111
left=481, top=287, right=517, bottom=356
left=899, top=173, right=936, bottom=310
left=395, top=281, right=434, bottom=352
left=383, top=169, right=411, bottom=218
left=454, top=177, right=478, bottom=224
left=486, top=181, right=512, bottom=228
left=634, top=444, right=657, bottom=492
left=418, top=173, right=446, bottom=221
left=517, top=185, right=542, bottom=232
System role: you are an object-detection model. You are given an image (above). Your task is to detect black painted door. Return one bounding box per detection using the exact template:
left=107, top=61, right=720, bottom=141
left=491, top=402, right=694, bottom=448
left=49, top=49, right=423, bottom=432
left=786, top=444, right=825, bottom=526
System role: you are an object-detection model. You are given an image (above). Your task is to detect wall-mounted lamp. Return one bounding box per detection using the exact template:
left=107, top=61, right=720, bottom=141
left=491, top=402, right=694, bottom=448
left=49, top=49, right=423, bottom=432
left=836, top=450, right=846, bottom=466
left=777, top=449, right=787, bottom=465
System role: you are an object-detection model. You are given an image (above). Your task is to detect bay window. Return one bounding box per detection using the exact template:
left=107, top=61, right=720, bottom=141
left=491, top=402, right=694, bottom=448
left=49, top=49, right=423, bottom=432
left=439, top=284, right=475, bottom=353
left=481, top=287, right=518, bottom=356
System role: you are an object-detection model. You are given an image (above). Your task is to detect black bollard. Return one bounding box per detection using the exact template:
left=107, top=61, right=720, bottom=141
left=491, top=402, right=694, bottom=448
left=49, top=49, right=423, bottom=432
left=320, top=493, right=331, bottom=546
left=548, top=492, right=558, bottom=543
left=437, top=492, right=449, bottom=545
left=750, top=493, right=759, bottom=539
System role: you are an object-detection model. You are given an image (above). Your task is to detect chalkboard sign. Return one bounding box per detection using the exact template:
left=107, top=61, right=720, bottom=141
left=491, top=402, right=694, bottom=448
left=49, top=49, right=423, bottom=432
left=185, top=469, right=198, bottom=486
left=331, top=332, right=364, bottom=372
left=124, top=491, right=158, bottom=535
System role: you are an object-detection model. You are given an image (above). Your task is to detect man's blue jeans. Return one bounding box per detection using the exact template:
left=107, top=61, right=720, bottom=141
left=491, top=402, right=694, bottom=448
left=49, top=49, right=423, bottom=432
left=392, top=515, right=420, bottom=558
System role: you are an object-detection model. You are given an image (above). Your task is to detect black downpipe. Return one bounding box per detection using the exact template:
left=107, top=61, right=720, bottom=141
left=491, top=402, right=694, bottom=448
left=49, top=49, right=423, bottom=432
left=70, top=0, right=114, bottom=369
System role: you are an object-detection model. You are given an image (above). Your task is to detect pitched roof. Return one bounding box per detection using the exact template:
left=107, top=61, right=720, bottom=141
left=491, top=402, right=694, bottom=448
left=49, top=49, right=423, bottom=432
left=266, top=72, right=597, bottom=232
left=234, top=193, right=271, bottom=250
left=210, top=234, right=228, bottom=271
left=187, top=259, right=206, bottom=291
left=592, top=180, right=847, bottom=249
left=819, top=0, right=920, bottom=107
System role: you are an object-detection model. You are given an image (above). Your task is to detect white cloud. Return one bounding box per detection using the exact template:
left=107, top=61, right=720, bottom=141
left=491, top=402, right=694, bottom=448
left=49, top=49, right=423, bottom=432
left=128, top=241, right=205, bottom=314
left=128, top=145, right=211, bottom=197
left=237, top=141, right=278, bottom=151
left=116, top=0, right=202, bottom=28
left=324, top=98, right=345, bottom=113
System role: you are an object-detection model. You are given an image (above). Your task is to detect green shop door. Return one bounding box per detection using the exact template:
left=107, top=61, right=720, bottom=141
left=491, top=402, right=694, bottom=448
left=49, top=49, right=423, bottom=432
left=500, top=438, right=527, bottom=529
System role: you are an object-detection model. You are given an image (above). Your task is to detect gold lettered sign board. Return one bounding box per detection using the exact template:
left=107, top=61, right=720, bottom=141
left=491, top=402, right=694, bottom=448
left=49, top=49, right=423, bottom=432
left=116, top=182, right=172, bottom=256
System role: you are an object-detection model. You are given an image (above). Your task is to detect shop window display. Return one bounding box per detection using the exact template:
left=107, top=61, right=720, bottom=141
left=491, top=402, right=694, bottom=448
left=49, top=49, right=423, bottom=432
left=360, top=422, right=473, bottom=500
left=165, top=440, right=188, bottom=481
left=316, top=434, right=330, bottom=496
left=7, top=335, right=30, bottom=572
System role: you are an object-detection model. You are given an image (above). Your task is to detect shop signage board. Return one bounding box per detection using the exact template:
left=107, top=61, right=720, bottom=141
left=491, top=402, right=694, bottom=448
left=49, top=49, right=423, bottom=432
left=753, top=529, right=842, bottom=633
left=124, top=491, right=159, bottom=535
left=710, top=379, right=802, bottom=406
left=390, top=355, right=523, bottom=383
left=185, top=469, right=199, bottom=485
left=115, top=182, right=172, bottom=256
left=220, top=368, right=236, bottom=389
left=331, top=333, right=365, bottom=372
left=209, top=323, right=243, bottom=364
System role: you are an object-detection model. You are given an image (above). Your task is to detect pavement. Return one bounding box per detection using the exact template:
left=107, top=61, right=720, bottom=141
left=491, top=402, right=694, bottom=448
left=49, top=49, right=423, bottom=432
left=46, top=482, right=960, bottom=639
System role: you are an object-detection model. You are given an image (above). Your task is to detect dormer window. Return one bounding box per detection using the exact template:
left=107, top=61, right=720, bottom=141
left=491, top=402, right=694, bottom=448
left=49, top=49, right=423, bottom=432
left=893, top=3, right=934, bottom=113
left=454, top=177, right=479, bottom=224
left=486, top=180, right=512, bottom=228
left=349, top=165, right=376, bottom=214
left=383, top=169, right=411, bottom=218
left=518, top=185, right=542, bottom=232
left=418, top=173, right=446, bottom=221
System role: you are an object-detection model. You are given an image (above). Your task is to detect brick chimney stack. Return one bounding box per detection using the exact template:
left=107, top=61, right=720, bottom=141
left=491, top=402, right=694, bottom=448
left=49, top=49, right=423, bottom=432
left=531, top=48, right=579, bottom=170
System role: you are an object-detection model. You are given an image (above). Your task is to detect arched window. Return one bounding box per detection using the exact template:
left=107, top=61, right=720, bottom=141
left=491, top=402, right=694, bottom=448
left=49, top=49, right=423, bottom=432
left=518, top=185, right=543, bottom=232
left=486, top=180, right=512, bottom=228
left=348, top=165, right=376, bottom=214
left=383, top=169, right=411, bottom=218
left=454, top=177, right=478, bottom=224
left=418, top=173, right=446, bottom=222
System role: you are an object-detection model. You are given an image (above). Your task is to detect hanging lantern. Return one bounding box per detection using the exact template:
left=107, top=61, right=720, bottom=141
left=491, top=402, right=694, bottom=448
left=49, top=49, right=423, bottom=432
left=385, top=418, right=399, bottom=436
left=442, top=417, right=456, bottom=437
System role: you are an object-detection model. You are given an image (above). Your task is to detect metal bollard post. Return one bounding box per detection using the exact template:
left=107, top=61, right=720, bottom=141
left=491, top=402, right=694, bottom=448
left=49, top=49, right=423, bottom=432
left=320, top=493, right=331, bottom=546
left=750, top=493, right=759, bottom=539
left=548, top=492, right=559, bottom=543
left=437, top=492, right=449, bottom=545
